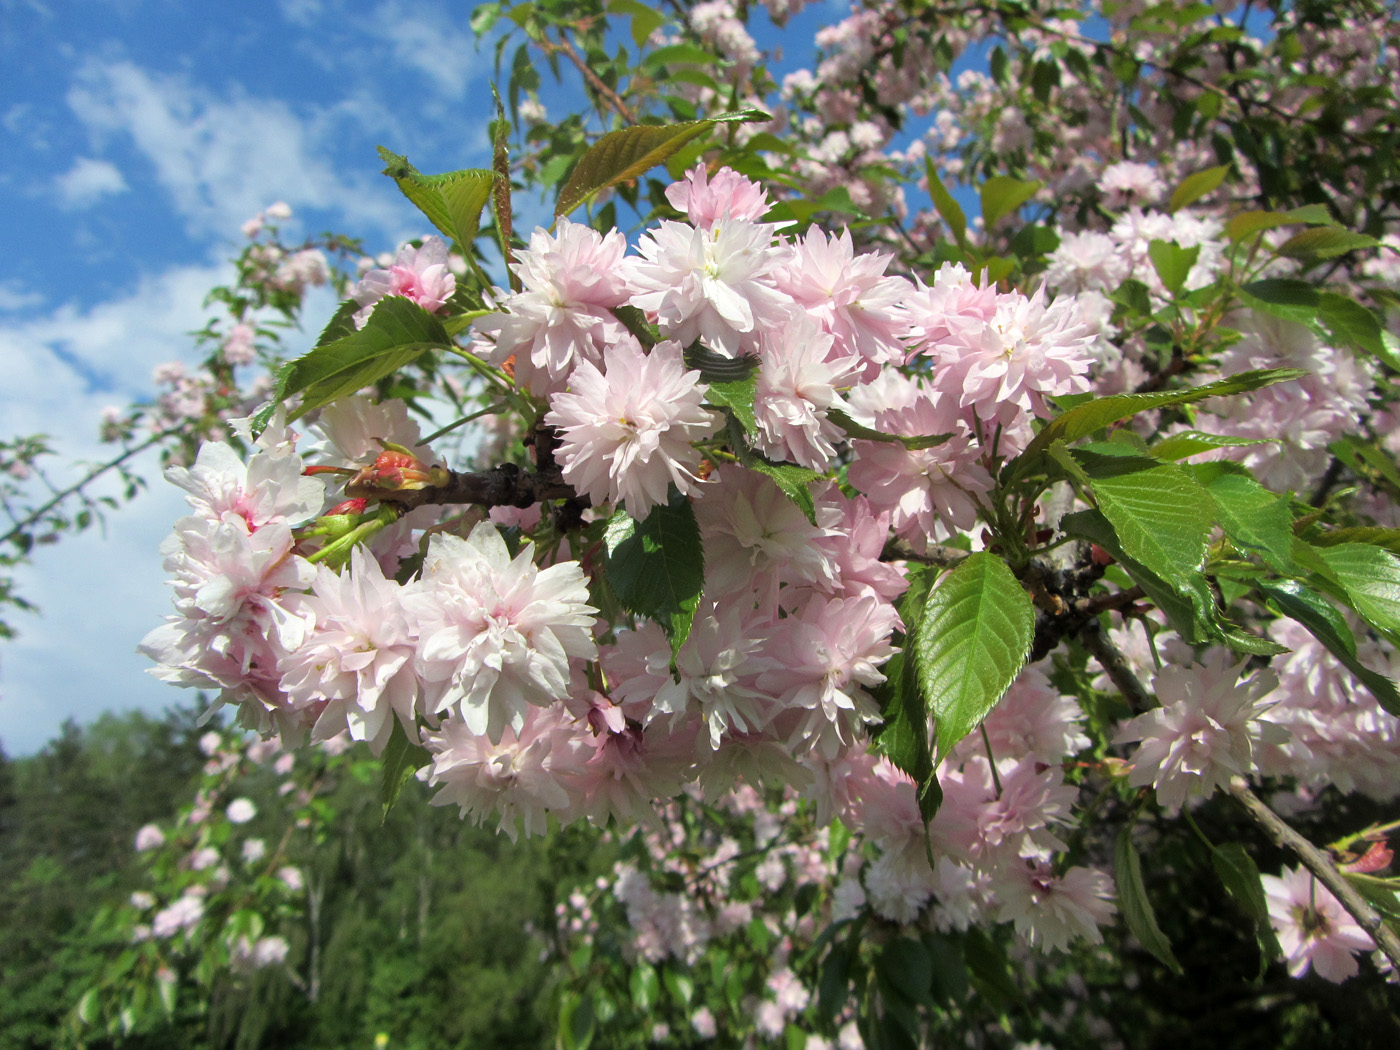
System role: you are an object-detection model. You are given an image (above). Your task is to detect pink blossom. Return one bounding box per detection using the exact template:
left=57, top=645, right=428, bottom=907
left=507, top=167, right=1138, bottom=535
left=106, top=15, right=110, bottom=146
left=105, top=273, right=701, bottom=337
left=134, top=823, right=165, bottom=851
left=847, top=385, right=993, bottom=547
left=410, top=523, right=597, bottom=744
left=546, top=339, right=718, bottom=517
left=1263, top=866, right=1374, bottom=982
left=666, top=164, right=771, bottom=226
left=164, top=441, right=325, bottom=531
left=925, top=287, right=1095, bottom=427
left=352, top=236, right=456, bottom=328
left=994, top=861, right=1116, bottom=952
left=1100, top=160, right=1165, bottom=208
left=1116, top=652, right=1285, bottom=814
left=610, top=601, right=773, bottom=750
left=695, top=466, right=842, bottom=607
left=478, top=221, right=633, bottom=396
left=279, top=546, right=424, bottom=753
left=759, top=593, right=900, bottom=758
left=420, top=704, right=590, bottom=840
left=752, top=315, right=856, bottom=470
left=626, top=216, right=794, bottom=357
left=152, top=893, right=205, bottom=939
left=776, top=227, right=911, bottom=379
left=226, top=798, right=257, bottom=824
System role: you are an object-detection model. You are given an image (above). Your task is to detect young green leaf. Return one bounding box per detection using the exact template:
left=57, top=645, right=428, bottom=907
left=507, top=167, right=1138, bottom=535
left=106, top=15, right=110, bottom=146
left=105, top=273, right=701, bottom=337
left=925, top=160, right=968, bottom=251
left=1187, top=461, right=1298, bottom=573
left=377, top=147, right=497, bottom=250
left=912, top=553, right=1034, bottom=759
left=1277, top=226, right=1380, bottom=260
left=1115, top=828, right=1184, bottom=974
left=1209, top=842, right=1283, bottom=961
left=556, top=111, right=770, bottom=217
left=274, top=297, right=456, bottom=421
left=1147, top=239, right=1200, bottom=299
left=1168, top=164, right=1230, bottom=212
left=1313, top=542, right=1400, bottom=644
left=1075, top=444, right=1214, bottom=590
left=1007, top=368, right=1305, bottom=478
left=979, top=175, right=1041, bottom=231
left=1149, top=430, right=1276, bottom=461
left=1237, top=279, right=1319, bottom=324
left=380, top=719, right=430, bottom=822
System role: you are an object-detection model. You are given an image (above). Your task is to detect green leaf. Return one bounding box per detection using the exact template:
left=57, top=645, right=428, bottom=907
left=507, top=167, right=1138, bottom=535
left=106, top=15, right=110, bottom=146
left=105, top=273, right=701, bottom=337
left=1169, top=164, right=1230, bottom=212
left=874, top=564, right=940, bottom=818
left=925, top=161, right=967, bottom=250
left=1148, top=239, right=1200, bottom=299
left=1007, top=368, right=1305, bottom=478
left=602, top=492, right=705, bottom=656
left=1074, top=445, right=1213, bottom=589
left=1313, top=542, right=1400, bottom=643
left=1210, top=842, right=1283, bottom=960
left=704, top=374, right=758, bottom=434
left=629, top=962, right=659, bottom=1011
left=686, top=344, right=759, bottom=431
left=559, top=991, right=595, bottom=1050
left=1188, top=461, right=1298, bottom=573
left=979, top=175, right=1041, bottom=231
left=1277, top=226, right=1380, bottom=260
left=642, top=43, right=715, bottom=68
left=1307, top=527, right=1400, bottom=557
left=725, top=414, right=824, bottom=523
left=607, top=0, right=665, bottom=48
left=1255, top=579, right=1400, bottom=715
left=1238, top=279, right=1319, bottom=324
left=913, top=553, right=1034, bottom=759
left=1115, top=828, right=1184, bottom=974
left=1316, top=292, right=1396, bottom=367
left=1149, top=430, right=1276, bottom=461
left=876, top=938, right=934, bottom=1006
left=961, top=927, right=1023, bottom=1007
left=1061, top=509, right=1219, bottom=644
left=380, top=719, right=429, bottom=822
left=1330, top=434, right=1400, bottom=493
left=556, top=111, right=769, bottom=216
left=274, top=297, right=455, bottom=422
left=377, top=148, right=497, bottom=250
left=828, top=408, right=950, bottom=450
left=315, top=298, right=362, bottom=347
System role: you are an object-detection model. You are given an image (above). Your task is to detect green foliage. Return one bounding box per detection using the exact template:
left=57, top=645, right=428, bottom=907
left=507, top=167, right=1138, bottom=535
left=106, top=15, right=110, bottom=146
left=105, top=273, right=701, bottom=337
left=602, top=492, right=705, bottom=656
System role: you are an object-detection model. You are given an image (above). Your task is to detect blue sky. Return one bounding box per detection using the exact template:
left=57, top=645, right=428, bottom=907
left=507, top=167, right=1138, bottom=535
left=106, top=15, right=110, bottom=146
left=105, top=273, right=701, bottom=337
left=0, top=0, right=850, bottom=753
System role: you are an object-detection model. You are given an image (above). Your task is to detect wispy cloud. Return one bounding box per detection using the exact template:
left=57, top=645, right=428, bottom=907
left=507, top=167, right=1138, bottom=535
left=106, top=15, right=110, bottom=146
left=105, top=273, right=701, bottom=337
left=372, top=0, right=482, bottom=99
left=65, top=59, right=409, bottom=240
left=55, top=155, right=129, bottom=208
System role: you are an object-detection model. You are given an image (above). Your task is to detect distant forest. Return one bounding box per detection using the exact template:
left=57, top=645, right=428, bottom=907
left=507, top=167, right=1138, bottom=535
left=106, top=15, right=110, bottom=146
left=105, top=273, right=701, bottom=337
left=0, top=708, right=602, bottom=1049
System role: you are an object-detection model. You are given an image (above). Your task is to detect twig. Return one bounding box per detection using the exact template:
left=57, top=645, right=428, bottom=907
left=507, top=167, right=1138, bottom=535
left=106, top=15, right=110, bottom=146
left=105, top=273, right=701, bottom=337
left=546, top=32, right=637, bottom=124
left=1081, top=618, right=1400, bottom=972
left=0, top=428, right=178, bottom=550
left=1078, top=616, right=1154, bottom=711
left=1230, top=783, right=1400, bottom=974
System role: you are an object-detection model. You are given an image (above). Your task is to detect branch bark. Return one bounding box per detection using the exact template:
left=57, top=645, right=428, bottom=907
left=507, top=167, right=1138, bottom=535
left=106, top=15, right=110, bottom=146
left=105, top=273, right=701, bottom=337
left=1231, top=782, right=1400, bottom=973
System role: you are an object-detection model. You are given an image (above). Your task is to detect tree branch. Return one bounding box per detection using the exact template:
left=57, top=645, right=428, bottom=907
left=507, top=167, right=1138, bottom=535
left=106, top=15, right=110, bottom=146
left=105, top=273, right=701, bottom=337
left=1230, top=782, right=1400, bottom=973
left=1081, top=616, right=1400, bottom=972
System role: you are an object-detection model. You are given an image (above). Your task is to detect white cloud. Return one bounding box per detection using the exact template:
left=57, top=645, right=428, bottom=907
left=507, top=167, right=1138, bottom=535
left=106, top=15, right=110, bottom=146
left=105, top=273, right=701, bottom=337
left=55, top=155, right=129, bottom=208
left=373, top=0, right=481, bottom=98
left=0, top=263, right=345, bottom=755
left=279, top=0, right=323, bottom=26
left=0, top=281, right=44, bottom=312
left=65, top=59, right=408, bottom=239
